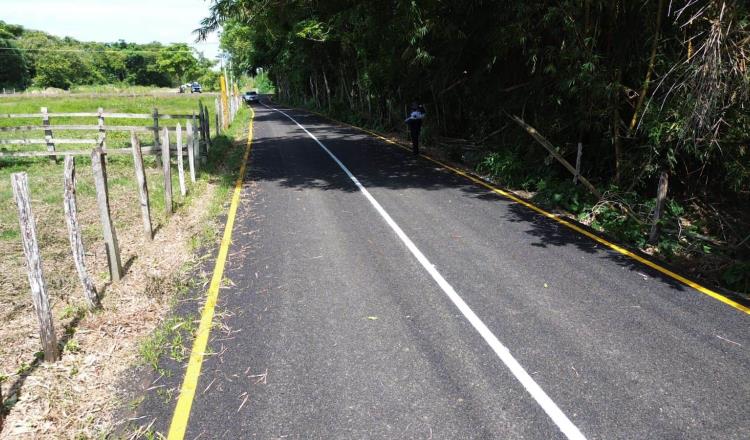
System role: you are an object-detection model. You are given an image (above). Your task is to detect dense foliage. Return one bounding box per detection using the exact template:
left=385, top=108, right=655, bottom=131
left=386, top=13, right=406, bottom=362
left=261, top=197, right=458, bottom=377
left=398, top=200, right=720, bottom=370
left=205, top=1, right=749, bottom=194
left=0, top=21, right=219, bottom=91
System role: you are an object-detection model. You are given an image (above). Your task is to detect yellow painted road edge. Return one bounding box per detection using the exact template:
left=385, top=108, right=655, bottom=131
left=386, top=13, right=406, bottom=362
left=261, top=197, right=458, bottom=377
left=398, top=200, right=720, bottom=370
left=167, top=108, right=255, bottom=440
left=296, top=106, right=750, bottom=316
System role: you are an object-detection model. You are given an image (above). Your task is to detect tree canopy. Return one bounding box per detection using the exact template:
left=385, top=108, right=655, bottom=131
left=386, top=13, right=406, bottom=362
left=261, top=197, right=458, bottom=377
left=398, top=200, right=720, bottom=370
left=0, top=21, right=218, bottom=90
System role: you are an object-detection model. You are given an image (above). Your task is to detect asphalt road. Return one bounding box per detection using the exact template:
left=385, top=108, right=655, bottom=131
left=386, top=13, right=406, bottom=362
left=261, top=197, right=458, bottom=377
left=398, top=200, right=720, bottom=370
left=167, top=102, right=750, bottom=439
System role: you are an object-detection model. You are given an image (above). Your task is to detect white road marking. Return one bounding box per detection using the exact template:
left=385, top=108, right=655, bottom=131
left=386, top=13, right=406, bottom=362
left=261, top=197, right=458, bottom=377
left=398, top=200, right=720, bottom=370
left=262, top=102, right=587, bottom=440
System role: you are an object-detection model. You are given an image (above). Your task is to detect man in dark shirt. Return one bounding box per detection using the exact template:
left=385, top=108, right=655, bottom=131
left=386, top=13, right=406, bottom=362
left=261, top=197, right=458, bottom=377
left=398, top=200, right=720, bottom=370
left=405, top=102, right=426, bottom=155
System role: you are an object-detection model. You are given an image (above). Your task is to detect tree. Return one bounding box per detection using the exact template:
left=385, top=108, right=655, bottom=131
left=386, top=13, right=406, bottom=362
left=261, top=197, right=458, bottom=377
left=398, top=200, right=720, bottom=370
left=158, top=44, right=199, bottom=84
left=0, top=28, right=30, bottom=89
left=33, top=52, right=88, bottom=89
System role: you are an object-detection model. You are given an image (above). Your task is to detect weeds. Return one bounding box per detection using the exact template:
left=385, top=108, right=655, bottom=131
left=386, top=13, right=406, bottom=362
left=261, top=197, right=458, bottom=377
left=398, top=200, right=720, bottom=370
left=138, top=314, right=197, bottom=376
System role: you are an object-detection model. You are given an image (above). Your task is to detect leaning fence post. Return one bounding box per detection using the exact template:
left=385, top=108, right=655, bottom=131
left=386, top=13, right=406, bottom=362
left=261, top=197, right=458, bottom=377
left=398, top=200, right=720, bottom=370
left=91, top=147, right=123, bottom=282
left=63, top=156, right=99, bottom=309
left=176, top=123, right=187, bottom=197
left=11, top=172, right=60, bottom=361
left=186, top=121, right=196, bottom=183
left=161, top=127, right=173, bottom=215
left=41, top=106, right=57, bottom=162
left=130, top=132, right=153, bottom=240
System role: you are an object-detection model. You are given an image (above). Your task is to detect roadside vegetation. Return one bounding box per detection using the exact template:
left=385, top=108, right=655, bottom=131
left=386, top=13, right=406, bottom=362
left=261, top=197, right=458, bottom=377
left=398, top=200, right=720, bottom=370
left=205, top=0, right=750, bottom=296
left=0, top=90, right=250, bottom=437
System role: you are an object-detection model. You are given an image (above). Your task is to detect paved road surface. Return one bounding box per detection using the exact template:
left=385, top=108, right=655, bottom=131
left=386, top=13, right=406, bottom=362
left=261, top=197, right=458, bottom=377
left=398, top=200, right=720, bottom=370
left=162, top=102, right=750, bottom=439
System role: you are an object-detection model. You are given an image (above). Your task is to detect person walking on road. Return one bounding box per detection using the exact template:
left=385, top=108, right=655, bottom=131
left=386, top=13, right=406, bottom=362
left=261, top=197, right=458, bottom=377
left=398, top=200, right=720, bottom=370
left=405, top=102, right=426, bottom=156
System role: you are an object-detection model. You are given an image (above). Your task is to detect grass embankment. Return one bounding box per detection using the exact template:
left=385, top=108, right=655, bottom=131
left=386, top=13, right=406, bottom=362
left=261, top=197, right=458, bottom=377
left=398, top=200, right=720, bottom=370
left=0, top=91, right=250, bottom=438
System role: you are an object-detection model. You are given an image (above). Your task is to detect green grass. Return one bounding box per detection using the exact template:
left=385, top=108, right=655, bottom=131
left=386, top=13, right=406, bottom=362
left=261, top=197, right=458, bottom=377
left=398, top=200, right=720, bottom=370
left=139, top=314, right=197, bottom=377
left=0, top=93, right=216, bottom=154
left=0, top=93, right=219, bottom=244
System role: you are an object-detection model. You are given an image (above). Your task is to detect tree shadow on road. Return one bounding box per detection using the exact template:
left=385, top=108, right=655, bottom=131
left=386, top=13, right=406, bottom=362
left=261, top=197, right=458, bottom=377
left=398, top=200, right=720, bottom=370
left=246, top=107, right=750, bottom=309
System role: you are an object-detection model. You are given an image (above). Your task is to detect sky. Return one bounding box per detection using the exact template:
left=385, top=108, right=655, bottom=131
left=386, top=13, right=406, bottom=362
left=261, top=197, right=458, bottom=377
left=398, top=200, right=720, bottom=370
left=2, top=0, right=222, bottom=61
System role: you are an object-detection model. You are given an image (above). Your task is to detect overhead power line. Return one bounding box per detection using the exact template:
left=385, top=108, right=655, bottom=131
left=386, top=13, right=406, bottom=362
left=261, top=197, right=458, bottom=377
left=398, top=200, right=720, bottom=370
left=0, top=45, right=220, bottom=54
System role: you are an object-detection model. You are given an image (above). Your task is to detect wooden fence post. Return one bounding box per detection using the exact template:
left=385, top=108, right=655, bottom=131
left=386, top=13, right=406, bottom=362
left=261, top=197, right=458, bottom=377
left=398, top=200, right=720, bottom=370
left=176, top=123, right=187, bottom=197
left=11, top=172, right=59, bottom=361
left=186, top=121, right=196, bottom=183
left=201, top=106, right=209, bottom=163
left=573, top=142, right=583, bottom=185
left=91, top=147, right=123, bottom=282
left=215, top=98, right=222, bottom=134
left=63, top=156, right=99, bottom=309
left=97, top=107, right=106, bottom=147
left=203, top=104, right=212, bottom=151
left=152, top=108, right=162, bottom=167
left=197, top=104, right=205, bottom=158
left=161, top=127, right=173, bottom=215
left=41, top=106, right=57, bottom=162
left=649, top=171, right=669, bottom=243
left=130, top=132, right=152, bottom=240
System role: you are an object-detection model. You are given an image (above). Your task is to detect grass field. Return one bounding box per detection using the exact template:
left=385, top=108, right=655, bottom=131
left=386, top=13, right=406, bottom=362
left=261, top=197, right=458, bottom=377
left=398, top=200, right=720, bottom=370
left=0, top=92, right=228, bottom=396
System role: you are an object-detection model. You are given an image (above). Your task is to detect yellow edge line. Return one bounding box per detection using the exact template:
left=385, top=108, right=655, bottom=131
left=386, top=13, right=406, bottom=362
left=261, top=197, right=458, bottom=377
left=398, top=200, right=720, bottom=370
left=167, top=108, right=256, bottom=440
left=299, top=107, right=750, bottom=316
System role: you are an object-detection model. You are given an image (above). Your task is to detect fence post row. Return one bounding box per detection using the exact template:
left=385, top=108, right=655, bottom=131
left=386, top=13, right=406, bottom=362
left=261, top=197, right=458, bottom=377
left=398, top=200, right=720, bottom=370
left=161, top=127, right=173, bottom=215
left=130, top=132, right=153, bottom=240
left=41, top=106, right=57, bottom=162
left=63, top=156, right=99, bottom=309
left=91, top=147, right=123, bottom=282
left=176, top=123, right=187, bottom=197
left=11, top=172, right=60, bottom=362
left=186, top=121, right=196, bottom=183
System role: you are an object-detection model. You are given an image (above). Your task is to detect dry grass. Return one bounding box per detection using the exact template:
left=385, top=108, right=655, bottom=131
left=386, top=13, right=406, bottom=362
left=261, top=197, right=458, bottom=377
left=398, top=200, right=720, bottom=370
left=0, top=180, right=217, bottom=438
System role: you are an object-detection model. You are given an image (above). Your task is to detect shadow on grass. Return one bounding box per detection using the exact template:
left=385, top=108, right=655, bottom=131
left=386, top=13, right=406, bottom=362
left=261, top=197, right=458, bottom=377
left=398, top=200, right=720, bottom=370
left=2, top=309, right=86, bottom=417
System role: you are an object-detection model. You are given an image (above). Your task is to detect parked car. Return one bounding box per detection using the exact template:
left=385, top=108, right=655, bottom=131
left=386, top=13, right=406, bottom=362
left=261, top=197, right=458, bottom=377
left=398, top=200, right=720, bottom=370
left=243, top=90, right=259, bottom=103
left=191, top=82, right=202, bottom=93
